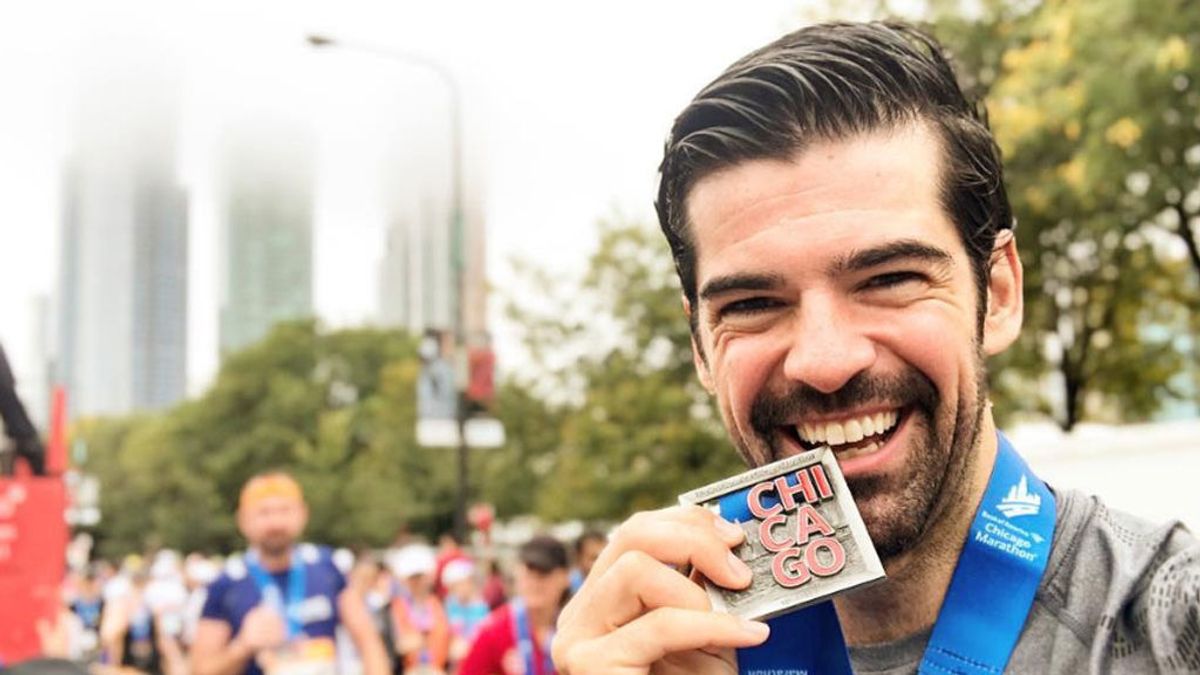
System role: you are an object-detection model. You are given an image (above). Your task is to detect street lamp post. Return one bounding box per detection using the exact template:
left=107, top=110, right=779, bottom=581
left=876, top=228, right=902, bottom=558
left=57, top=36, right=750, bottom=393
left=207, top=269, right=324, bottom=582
left=308, top=34, right=472, bottom=541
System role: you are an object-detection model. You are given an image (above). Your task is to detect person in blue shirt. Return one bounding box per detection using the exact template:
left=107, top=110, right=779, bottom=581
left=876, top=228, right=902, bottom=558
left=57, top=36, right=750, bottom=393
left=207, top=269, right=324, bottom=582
left=189, top=472, right=388, bottom=675
left=440, top=559, right=490, bottom=665
left=567, top=530, right=606, bottom=595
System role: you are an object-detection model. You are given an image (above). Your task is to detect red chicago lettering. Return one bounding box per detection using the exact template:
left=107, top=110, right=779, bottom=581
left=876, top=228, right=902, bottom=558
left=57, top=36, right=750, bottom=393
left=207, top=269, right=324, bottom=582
left=793, top=504, right=835, bottom=545
left=771, top=547, right=812, bottom=588
left=758, top=513, right=791, bottom=553
left=747, top=481, right=780, bottom=519
left=774, top=470, right=818, bottom=511
left=811, top=464, right=834, bottom=500
left=805, top=537, right=847, bottom=577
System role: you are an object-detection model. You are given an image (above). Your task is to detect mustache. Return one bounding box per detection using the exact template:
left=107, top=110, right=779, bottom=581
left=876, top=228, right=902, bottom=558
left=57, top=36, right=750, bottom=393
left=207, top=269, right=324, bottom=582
left=749, top=368, right=939, bottom=435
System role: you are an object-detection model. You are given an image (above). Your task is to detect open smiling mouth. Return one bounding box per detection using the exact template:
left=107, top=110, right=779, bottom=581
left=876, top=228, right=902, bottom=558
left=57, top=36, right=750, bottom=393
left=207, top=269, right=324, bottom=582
left=787, top=408, right=906, bottom=461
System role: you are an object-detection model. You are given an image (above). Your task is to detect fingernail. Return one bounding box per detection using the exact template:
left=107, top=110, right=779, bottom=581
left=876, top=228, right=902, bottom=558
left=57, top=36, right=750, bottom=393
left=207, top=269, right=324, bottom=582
left=739, top=618, right=770, bottom=640
left=727, top=550, right=751, bottom=582
left=715, top=517, right=744, bottom=541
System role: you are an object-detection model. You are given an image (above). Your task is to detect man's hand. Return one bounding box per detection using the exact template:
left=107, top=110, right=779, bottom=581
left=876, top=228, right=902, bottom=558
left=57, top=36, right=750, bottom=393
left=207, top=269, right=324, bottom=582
left=552, top=506, right=770, bottom=675
left=237, top=604, right=287, bottom=653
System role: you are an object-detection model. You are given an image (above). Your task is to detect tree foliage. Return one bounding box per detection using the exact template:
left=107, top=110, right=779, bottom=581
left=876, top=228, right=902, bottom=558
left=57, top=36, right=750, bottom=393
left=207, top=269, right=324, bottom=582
left=76, top=321, right=464, bottom=558
left=936, top=0, right=1200, bottom=428
left=496, top=220, right=743, bottom=522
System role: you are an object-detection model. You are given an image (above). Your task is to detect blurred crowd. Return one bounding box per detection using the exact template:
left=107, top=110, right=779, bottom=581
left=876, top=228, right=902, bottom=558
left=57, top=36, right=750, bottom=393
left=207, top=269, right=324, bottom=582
left=41, top=527, right=608, bottom=675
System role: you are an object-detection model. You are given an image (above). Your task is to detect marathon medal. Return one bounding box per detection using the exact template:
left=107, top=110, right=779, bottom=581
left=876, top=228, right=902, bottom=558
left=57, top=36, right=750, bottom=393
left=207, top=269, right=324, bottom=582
left=678, top=447, right=884, bottom=621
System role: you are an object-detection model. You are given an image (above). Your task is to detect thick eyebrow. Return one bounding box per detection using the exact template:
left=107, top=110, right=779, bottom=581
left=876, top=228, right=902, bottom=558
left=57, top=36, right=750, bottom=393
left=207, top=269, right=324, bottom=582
left=699, top=272, right=787, bottom=301
left=830, top=239, right=955, bottom=275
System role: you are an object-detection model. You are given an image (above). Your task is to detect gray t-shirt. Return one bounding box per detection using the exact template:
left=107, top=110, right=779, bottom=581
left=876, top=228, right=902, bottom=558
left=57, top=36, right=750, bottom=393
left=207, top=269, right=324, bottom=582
left=848, top=488, right=1200, bottom=674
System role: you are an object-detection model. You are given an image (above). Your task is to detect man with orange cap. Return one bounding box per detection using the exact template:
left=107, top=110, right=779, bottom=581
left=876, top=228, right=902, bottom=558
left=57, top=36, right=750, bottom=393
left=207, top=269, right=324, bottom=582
left=190, top=471, right=388, bottom=675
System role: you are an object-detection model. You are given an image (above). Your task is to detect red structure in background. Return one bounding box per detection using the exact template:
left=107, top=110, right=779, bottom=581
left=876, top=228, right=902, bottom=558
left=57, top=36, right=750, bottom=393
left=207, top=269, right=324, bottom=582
left=465, top=346, right=495, bottom=409
left=468, top=502, right=495, bottom=545
left=0, top=385, right=69, bottom=665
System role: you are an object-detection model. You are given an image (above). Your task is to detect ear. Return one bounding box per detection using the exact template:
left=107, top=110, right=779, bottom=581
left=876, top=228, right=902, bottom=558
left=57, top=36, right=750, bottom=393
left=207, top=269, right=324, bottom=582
left=982, top=231, right=1023, bottom=356
left=683, top=294, right=715, bottom=393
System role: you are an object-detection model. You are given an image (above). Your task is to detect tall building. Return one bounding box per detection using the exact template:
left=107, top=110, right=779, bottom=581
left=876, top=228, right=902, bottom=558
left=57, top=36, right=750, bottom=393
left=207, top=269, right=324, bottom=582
left=376, top=132, right=487, bottom=337
left=217, top=123, right=315, bottom=356
left=56, top=59, right=188, bottom=418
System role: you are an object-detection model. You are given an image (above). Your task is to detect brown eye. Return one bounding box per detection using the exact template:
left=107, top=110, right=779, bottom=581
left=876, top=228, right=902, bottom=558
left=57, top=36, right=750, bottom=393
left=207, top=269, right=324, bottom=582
left=861, top=271, right=925, bottom=290
left=717, top=297, right=783, bottom=319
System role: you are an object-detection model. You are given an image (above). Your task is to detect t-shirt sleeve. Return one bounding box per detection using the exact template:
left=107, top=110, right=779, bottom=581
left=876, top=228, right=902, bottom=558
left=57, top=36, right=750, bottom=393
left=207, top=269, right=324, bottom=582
left=199, top=576, right=232, bottom=623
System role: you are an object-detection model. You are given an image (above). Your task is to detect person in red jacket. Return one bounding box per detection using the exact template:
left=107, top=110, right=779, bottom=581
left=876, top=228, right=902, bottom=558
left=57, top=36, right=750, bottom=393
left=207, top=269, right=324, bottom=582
left=458, top=536, right=569, bottom=675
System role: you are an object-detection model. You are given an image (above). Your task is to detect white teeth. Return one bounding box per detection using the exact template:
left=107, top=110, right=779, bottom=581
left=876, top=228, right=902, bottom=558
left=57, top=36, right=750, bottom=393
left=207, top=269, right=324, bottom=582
left=844, top=420, right=864, bottom=443
left=795, top=409, right=901, bottom=447
left=825, top=422, right=846, bottom=445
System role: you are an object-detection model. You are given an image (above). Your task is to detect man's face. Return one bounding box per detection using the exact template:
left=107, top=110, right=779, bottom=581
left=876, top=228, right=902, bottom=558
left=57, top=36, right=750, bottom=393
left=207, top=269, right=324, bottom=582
left=686, top=123, right=1016, bottom=560
left=238, top=495, right=307, bottom=556
left=514, top=564, right=569, bottom=612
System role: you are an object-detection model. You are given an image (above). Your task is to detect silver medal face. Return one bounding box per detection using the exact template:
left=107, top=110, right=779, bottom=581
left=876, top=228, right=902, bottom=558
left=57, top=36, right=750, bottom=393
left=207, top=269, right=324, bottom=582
left=678, top=447, right=885, bottom=620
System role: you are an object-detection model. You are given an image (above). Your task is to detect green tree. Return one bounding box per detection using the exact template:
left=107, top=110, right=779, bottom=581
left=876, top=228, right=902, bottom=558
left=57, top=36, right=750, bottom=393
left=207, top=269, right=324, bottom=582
left=75, top=321, right=463, bottom=556
left=970, top=0, right=1198, bottom=428
left=502, top=220, right=742, bottom=522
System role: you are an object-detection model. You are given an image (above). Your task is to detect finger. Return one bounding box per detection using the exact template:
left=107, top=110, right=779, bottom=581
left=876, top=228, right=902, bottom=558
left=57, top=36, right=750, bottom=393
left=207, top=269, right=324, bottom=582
left=558, top=608, right=768, bottom=674
left=561, top=550, right=711, bottom=638
left=653, top=648, right=738, bottom=675
left=589, top=507, right=750, bottom=591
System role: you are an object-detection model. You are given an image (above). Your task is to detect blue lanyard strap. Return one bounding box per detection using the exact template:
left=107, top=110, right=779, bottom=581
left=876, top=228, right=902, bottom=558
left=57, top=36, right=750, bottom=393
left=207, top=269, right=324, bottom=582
left=735, top=432, right=1056, bottom=674
left=918, top=433, right=1055, bottom=674
left=512, top=598, right=555, bottom=675
left=245, top=547, right=309, bottom=641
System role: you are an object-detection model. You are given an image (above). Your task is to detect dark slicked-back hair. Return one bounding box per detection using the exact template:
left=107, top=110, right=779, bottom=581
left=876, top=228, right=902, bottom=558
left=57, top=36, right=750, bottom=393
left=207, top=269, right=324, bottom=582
left=656, top=21, right=1012, bottom=327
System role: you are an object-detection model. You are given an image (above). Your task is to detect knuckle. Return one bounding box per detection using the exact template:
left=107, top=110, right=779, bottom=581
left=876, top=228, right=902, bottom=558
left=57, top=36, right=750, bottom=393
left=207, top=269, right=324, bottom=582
left=611, top=549, right=656, bottom=578
left=679, top=504, right=714, bottom=525
left=614, top=511, right=650, bottom=541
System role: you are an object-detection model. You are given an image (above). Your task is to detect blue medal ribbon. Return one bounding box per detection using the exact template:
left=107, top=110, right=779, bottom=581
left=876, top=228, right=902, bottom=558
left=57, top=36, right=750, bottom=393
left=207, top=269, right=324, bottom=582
left=245, top=547, right=309, bottom=641
left=512, top=597, right=555, bottom=675
left=730, top=433, right=1055, bottom=674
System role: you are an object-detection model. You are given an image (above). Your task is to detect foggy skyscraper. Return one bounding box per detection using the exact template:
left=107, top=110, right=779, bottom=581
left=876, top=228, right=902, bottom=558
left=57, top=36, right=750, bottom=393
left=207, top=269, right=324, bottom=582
left=56, top=54, right=188, bottom=418
left=217, top=122, right=315, bottom=356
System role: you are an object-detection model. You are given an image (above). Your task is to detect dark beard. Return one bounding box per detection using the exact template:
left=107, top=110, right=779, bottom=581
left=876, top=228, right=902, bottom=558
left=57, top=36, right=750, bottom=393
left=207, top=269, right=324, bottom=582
left=747, top=359, right=987, bottom=561
left=257, top=533, right=295, bottom=557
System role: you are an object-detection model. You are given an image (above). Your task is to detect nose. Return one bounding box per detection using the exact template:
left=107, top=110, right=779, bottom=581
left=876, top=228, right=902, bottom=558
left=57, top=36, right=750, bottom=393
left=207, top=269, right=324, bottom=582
left=781, top=294, right=877, bottom=394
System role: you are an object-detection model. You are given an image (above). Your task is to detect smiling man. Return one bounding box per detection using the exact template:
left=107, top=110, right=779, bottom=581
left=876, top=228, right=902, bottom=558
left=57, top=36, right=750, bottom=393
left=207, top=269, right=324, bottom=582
left=552, top=21, right=1200, bottom=675
left=190, top=472, right=389, bottom=675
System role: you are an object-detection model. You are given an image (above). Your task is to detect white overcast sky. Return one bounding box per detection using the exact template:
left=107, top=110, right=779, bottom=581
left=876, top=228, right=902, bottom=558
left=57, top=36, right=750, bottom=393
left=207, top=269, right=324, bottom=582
left=0, top=0, right=816, bottom=397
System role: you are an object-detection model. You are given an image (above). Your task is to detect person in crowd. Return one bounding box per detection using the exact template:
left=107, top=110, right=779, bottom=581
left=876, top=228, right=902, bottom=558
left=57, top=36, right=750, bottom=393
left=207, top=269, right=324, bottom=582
left=440, top=559, right=489, bottom=667
left=387, top=544, right=450, bottom=674
left=68, top=566, right=105, bottom=662
left=432, top=533, right=470, bottom=600
left=479, top=560, right=507, bottom=611
left=182, top=553, right=220, bottom=649
left=551, top=20, right=1200, bottom=675
left=190, top=471, right=388, bottom=675
left=567, top=530, right=606, bottom=594
left=97, top=565, right=185, bottom=674
left=143, top=551, right=188, bottom=653
left=458, top=536, right=569, bottom=675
